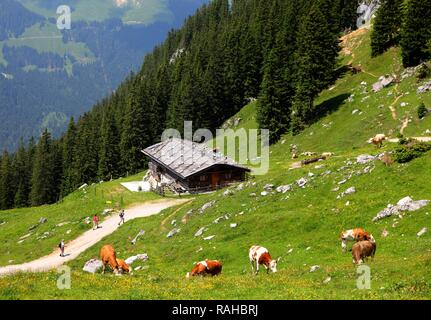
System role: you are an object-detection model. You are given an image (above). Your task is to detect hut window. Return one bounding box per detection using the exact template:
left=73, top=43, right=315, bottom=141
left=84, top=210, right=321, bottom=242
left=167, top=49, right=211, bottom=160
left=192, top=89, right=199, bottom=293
left=200, top=175, right=208, bottom=182
left=225, top=172, right=232, bottom=179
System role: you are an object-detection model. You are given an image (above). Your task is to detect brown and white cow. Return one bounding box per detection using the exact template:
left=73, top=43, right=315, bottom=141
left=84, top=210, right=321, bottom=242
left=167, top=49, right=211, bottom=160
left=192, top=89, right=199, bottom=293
left=100, top=245, right=127, bottom=275
left=186, top=259, right=222, bottom=278
left=116, top=258, right=130, bottom=274
left=368, top=134, right=387, bottom=148
left=249, top=245, right=280, bottom=275
left=340, top=228, right=375, bottom=252
left=352, top=240, right=376, bottom=265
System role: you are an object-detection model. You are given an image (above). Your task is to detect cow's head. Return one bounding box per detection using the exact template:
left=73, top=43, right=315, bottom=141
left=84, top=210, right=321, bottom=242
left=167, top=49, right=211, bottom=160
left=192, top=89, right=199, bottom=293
left=269, top=257, right=281, bottom=273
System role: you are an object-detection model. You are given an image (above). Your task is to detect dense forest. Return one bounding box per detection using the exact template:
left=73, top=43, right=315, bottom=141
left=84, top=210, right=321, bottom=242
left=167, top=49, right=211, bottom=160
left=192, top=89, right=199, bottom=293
left=0, top=0, right=206, bottom=152
left=1, top=0, right=426, bottom=210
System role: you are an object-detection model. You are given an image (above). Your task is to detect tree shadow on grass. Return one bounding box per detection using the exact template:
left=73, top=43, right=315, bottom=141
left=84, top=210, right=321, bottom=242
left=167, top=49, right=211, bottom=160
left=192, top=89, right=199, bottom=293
left=310, top=93, right=351, bottom=126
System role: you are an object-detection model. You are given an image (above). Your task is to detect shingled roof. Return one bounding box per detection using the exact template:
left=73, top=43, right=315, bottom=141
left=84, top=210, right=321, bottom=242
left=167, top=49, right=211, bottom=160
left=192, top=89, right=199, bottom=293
left=142, top=138, right=250, bottom=179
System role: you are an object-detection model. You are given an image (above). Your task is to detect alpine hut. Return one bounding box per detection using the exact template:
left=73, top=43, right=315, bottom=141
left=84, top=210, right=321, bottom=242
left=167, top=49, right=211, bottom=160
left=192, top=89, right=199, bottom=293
left=142, top=138, right=250, bottom=193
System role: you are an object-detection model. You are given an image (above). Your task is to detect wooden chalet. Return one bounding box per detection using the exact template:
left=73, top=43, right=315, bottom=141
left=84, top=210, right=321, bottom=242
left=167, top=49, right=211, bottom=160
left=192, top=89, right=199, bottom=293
left=142, top=138, right=250, bottom=193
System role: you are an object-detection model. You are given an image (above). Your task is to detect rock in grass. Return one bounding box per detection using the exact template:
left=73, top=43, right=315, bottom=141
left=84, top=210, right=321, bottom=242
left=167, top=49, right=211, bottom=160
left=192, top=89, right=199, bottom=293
left=230, top=223, right=238, bottom=228
left=323, top=277, right=331, bottom=284
left=125, top=254, right=149, bottom=265
left=167, top=228, right=180, bottom=238
left=296, top=178, right=308, bottom=188
left=39, top=217, right=47, bottom=224
left=417, top=228, right=428, bottom=237
left=276, top=185, right=292, bottom=194
left=203, top=235, right=215, bottom=241
left=83, top=259, right=103, bottom=274
left=195, top=227, right=207, bottom=237
left=310, top=265, right=320, bottom=273
left=199, top=201, right=216, bottom=214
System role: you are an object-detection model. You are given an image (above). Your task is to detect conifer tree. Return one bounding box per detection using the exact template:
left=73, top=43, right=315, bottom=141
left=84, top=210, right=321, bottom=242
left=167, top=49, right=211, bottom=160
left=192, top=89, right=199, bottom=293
left=0, top=150, right=15, bottom=210
left=30, top=130, right=56, bottom=206
left=400, top=0, right=431, bottom=67
left=61, top=118, right=77, bottom=197
left=98, top=111, right=120, bottom=180
left=370, top=0, right=403, bottom=57
left=13, top=139, right=31, bottom=207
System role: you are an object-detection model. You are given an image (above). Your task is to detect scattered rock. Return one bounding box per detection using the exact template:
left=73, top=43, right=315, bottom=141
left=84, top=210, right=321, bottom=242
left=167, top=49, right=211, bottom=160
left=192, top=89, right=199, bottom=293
left=19, top=233, right=32, bottom=240
left=195, top=227, right=207, bottom=237
left=102, top=209, right=113, bottom=216
left=134, top=266, right=142, bottom=271
left=352, top=109, right=359, bottom=115
left=382, top=229, right=389, bottom=237
left=199, top=201, right=216, bottom=214
left=357, top=154, right=376, bottom=164
left=167, top=228, right=180, bottom=238
left=66, top=229, right=71, bottom=234
left=373, top=75, right=394, bottom=92
left=373, top=197, right=430, bottom=221
left=348, top=94, right=354, bottom=103
left=234, top=118, right=242, bottom=127
left=323, top=277, right=332, bottom=284
left=203, top=235, right=215, bottom=241
left=338, top=179, right=347, bottom=185
left=181, top=210, right=193, bottom=224
left=131, top=230, right=145, bottom=245
left=83, top=259, right=103, bottom=274
left=263, top=184, right=274, bottom=191
left=261, top=191, right=269, bottom=196
left=418, top=80, right=431, bottom=94
left=310, top=265, right=320, bottom=273
left=223, top=189, right=234, bottom=197
left=78, top=183, right=88, bottom=190
left=236, top=183, right=245, bottom=191
left=308, top=172, right=315, bottom=178
left=56, top=222, right=70, bottom=227
left=337, top=187, right=356, bottom=199
left=276, top=185, right=292, bottom=194
left=249, top=193, right=257, bottom=197
left=296, top=178, right=308, bottom=188
left=84, top=217, right=91, bottom=224
left=39, top=217, right=47, bottom=224
left=417, top=228, right=428, bottom=237
left=287, top=248, right=294, bottom=254
left=314, top=164, right=325, bottom=169
left=29, top=224, right=38, bottom=231
left=171, top=219, right=177, bottom=226
left=230, top=223, right=238, bottom=228
left=306, top=247, right=311, bottom=251
left=125, top=254, right=149, bottom=265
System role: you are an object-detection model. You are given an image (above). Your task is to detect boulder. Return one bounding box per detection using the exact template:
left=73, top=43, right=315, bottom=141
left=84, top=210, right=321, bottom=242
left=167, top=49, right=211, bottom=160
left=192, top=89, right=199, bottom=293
left=372, top=75, right=394, bottom=92
left=167, top=228, right=180, bottom=238
left=203, top=235, right=215, bottom=241
left=223, top=189, right=234, bottom=197
left=357, top=154, right=376, bottom=164
left=194, top=227, right=207, bottom=237
left=418, top=80, right=431, bottom=94
left=39, top=217, right=47, bottom=224
left=131, top=230, right=145, bottom=245
left=417, top=227, right=428, bottom=237
left=263, top=184, right=274, bottom=191
left=83, top=259, right=103, bottom=273
left=276, top=185, right=292, bottom=194
left=309, top=265, right=320, bottom=273
left=373, top=197, right=430, bottom=221
left=230, top=223, right=238, bottom=228
left=125, top=254, right=149, bottom=265
left=296, top=178, right=308, bottom=188
left=199, top=201, right=216, bottom=214
left=261, top=191, right=269, bottom=196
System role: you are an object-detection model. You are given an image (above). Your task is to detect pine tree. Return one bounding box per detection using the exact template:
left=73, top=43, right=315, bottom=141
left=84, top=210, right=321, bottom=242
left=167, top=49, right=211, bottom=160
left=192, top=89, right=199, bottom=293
left=400, top=0, right=431, bottom=67
left=120, top=80, right=151, bottom=174
left=98, top=110, right=120, bottom=180
left=291, top=2, right=340, bottom=133
left=370, top=0, right=403, bottom=57
left=13, top=139, right=31, bottom=207
left=0, top=150, right=15, bottom=210
left=30, top=130, right=56, bottom=206
left=61, top=118, right=77, bottom=197
left=339, top=0, right=359, bottom=32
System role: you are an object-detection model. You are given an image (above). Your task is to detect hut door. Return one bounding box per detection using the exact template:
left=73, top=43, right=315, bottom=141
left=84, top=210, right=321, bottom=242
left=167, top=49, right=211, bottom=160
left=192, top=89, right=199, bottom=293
left=211, top=173, right=220, bottom=188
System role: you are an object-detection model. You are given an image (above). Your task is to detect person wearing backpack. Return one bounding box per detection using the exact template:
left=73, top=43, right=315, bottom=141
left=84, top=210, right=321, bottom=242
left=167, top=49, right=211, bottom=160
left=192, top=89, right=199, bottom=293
left=59, top=239, right=65, bottom=257
left=118, top=209, right=125, bottom=226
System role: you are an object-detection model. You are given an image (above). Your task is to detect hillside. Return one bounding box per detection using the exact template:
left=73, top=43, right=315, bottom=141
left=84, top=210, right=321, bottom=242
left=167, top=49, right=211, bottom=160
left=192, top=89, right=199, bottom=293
left=0, top=27, right=430, bottom=300
left=0, top=0, right=207, bottom=151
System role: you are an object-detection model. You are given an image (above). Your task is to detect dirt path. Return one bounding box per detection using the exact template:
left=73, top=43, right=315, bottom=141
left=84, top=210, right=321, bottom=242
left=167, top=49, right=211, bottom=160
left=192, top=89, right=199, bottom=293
left=388, top=137, right=431, bottom=143
left=0, top=199, right=190, bottom=277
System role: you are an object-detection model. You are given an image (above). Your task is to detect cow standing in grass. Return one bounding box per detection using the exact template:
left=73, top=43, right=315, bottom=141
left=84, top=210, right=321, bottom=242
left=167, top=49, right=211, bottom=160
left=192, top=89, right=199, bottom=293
left=249, top=246, right=280, bottom=275
left=186, top=259, right=222, bottom=278
left=368, top=134, right=387, bottom=148
left=352, top=240, right=376, bottom=264
left=340, top=228, right=375, bottom=252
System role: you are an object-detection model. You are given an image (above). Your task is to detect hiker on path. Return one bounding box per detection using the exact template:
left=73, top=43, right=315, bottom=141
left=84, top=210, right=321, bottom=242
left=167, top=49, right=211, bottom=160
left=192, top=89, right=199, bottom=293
left=118, top=209, right=125, bottom=226
left=93, top=214, right=99, bottom=230
left=59, top=239, right=65, bottom=257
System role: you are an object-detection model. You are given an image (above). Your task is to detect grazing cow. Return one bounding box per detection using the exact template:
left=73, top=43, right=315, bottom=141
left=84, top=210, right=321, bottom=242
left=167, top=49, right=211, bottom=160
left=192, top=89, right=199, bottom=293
left=321, top=152, right=334, bottom=159
left=340, top=228, right=375, bottom=252
left=116, top=258, right=130, bottom=274
left=368, top=134, right=387, bottom=148
left=352, top=240, right=376, bottom=265
left=100, top=245, right=122, bottom=275
left=249, top=245, right=280, bottom=275
left=186, top=259, right=222, bottom=278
